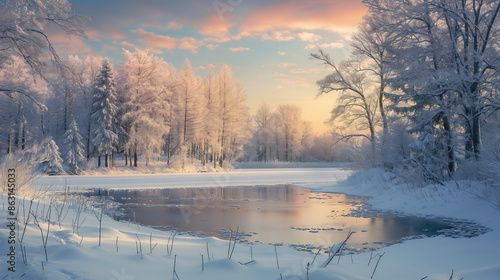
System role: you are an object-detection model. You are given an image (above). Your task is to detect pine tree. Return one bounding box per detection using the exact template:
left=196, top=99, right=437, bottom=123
left=37, top=137, right=64, bottom=175
left=91, top=59, right=119, bottom=168
left=63, top=119, right=86, bottom=174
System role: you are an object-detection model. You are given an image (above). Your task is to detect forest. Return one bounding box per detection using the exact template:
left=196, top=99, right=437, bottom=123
left=1, top=0, right=500, bottom=186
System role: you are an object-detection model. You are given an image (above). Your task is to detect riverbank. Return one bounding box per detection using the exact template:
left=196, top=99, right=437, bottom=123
left=1, top=168, right=498, bottom=279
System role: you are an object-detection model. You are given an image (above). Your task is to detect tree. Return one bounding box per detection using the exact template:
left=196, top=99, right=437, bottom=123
left=0, top=0, right=85, bottom=101
left=350, top=13, right=400, bottom=165
left=170, top=59, right=204, bottom=169
left=0, top=55, right=48, bottom=153
left=253, top=103, right=273, bottom=161
left=119, top=49, right=173, bottom=167
left=275, top=105, right=303, bottom=162
left=215, top=66, right=250, bottom=167
left=91, top=59, right=119, bottom=168
left=63, top=119, right=85, bottom=174
left=366, top=0, right=500, bottom=172
left=312, top=52, right=379, bottom=164
left=37, top=136, right=64, bottom=175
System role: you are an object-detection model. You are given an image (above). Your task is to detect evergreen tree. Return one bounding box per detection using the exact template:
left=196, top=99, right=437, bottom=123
left=37, top=137, right=64, bottom=175
left=63, top=119, right=86, bottom=174
left=91, top=59, right=119, bottom=168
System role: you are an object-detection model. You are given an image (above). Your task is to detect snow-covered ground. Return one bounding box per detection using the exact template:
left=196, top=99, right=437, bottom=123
left=1, top=167, right=499, bottom=279
left=35, top=168, right=352, bottom=191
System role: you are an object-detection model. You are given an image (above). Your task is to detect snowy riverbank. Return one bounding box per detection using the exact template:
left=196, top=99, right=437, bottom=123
left=1, top=168, right=499, bottom=279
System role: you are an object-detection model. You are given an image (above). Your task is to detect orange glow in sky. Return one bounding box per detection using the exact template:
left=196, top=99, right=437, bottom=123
left=52, top=0, right=367, bottom=134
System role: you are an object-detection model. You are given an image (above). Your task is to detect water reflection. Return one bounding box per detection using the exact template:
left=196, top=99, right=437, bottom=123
left=86, top=185, right=457, bottom=252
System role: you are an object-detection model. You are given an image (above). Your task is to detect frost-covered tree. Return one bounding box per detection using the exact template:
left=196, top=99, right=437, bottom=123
left=214, top=66, right=250, bottom=167
left=0, top=55, right=48, bottom=154
left=253, top=103, right=273, bottom=161
left=170, top=59, right=204, bottom=169
left=200, top=70, right=220, bottom=166
left=364, top=0, right=500, bottom=172
left=275, top=105, right=303, bottom=162
left=119, top=49, right=173, bottom=166
left=312, top=53, right=379, bottom=163
left=37, top=137, right=64, bottom=175
left=0, top=0, right=85, bottom=100
left=91, top=59, right=119, bottom=168
left=63, top=119, right=85, bottom=174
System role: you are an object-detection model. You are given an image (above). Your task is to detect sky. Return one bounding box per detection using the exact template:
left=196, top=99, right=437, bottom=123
left=51, top=0, right=367, bottom=134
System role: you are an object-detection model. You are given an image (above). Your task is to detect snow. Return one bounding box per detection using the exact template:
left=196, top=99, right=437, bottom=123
left=2, top=167, right=499, bottom=279
left=35, top=168, right=352, bottom=191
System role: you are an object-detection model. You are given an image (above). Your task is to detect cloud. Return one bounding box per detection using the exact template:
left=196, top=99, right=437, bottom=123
left=239, top=0, right=366, bottom=35
left=73, top=0, right=363, bottom=52
left=178, top=37, right=203, bottom=53
left=102, top=44, right=119, bottom=52
left=289, top=68, right=323, bottom=74
left=305, top=41, right=344, bottom=50
left=319, top=42, right=344, bottom=49
left=296, top=32, right=322, bottom=42
left=49, top=33, right=92, bottom=55
left=229, top=47, right=251, bottom=52
left=206, top=44, right=220, bottom=50
left=277, top=62, right=296, bottom=67
left=142, top=21, right=184, bottom=30
left=130, top=28, right=204, bottom=53
left=117, top=41, right=165, bottom=54
left=275, top=78, right=310, bottom=88
left=277, top=51, right=286, bottom=56
left=131, top=28, right=177, bottom=50
left=261, top=31, right=295, bottom=41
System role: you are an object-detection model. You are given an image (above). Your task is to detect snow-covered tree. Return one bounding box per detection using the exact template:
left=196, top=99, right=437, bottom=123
left=90, top=59, right=119, bottom=168
left=63, top=119, right=85, bottom=174
left=37, top=137, right=64, bottom=175
left=214, top=66, right=250, bottom=167
left=312, top=53, right=379, bottom=163
left=0, top=55, right=48, bottom=154
left=0, top=0, right=85, bottom=99
left=253, top=103, right=273, bottom=161
left=119, top=49, right=173, bottom=166
left=170, top=59, right=204, bottom=169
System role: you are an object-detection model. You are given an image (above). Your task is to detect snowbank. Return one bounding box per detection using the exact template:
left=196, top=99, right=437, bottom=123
left=1, top=168, right=499, bottom=279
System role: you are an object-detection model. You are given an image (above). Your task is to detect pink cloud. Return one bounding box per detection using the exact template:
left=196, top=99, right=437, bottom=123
left=296, top=32, right=322, bottom=42
left=206, top=44, right=220, bottom=50
left=50, top=34, right=92, bottom=55
left=130, top=28, right=203, bottom=53
left=278, top=51, right=286, bottom=56
left=277, top=62, right=296, bottom=67
left=197, top=13, right=233, bottom=38
left=306, top=41, right=344, bottom=50
left=239, top=0, right=366, bottom=34
left=261, top=31, right=295, bottom=41
left=178, top=37, right=203, bottom=53
left=118, top=41, right=164, bottom=54
left=229, top=47, right=251, bottom=52
left=131, top=28, right=177, bottom=50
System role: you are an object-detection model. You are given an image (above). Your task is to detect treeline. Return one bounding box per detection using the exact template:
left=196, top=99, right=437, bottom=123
left=0, top=49, right=250, bottom=173
left=312, top=0, right=500, bottom=182
left=242, top=103, right=352, bottom=163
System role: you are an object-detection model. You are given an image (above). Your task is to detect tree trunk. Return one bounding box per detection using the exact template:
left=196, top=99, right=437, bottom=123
left=86, top=114, right=91, bottom=160
left=98, top=156, right=101, bottom=167
left=442, top=115, right=455, bottom=173
left=7, top=133, right=11, bottom=154
left=464, top=107, right=474, bottom=159
left=105, top=154, right=109, bottom=168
